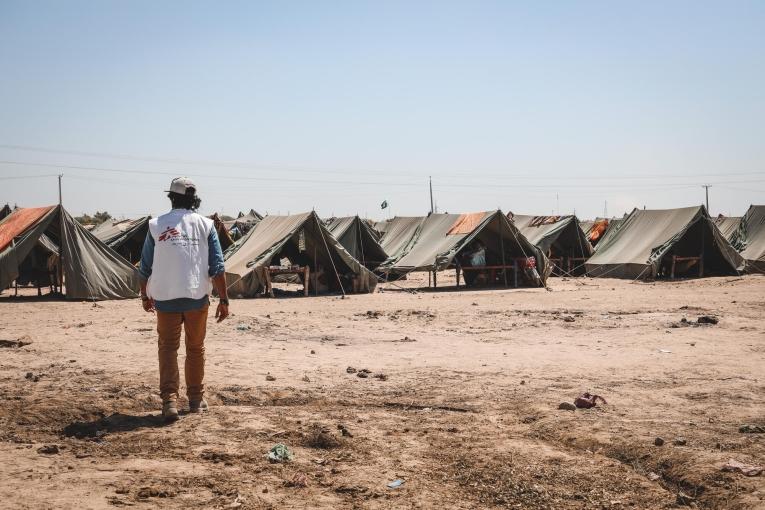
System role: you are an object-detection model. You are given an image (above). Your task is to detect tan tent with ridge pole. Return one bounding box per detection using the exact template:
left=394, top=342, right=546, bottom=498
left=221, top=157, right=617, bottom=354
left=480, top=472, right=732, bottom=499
left=91, top=216, right=151, bottom=264
left=714, top=214, right=742, bottom=242
left=510, top=214, right=593, bottom=275
left=585, top=206, right=742, bottom=279
left=729, top=205, right=765, bottom=274
left=325, top=216, right=388, bottom=270
left=377, top=210, right=549, bottom=287
left=224, top=211, right=377, bottom=297
left=0, top=205, right=140, bottom=299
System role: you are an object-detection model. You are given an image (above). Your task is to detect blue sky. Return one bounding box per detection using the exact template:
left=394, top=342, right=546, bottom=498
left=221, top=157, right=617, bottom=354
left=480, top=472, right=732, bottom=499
left=1, top=1, right=763, bottom=219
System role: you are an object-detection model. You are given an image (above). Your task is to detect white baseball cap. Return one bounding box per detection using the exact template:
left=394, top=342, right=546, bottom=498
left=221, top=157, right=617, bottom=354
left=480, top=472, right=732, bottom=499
left=166, top=177, right=197, bottom=194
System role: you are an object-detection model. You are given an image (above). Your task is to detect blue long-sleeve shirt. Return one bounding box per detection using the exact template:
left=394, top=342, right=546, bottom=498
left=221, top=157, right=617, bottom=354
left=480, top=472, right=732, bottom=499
left=139, top=227, right=226, bottom=312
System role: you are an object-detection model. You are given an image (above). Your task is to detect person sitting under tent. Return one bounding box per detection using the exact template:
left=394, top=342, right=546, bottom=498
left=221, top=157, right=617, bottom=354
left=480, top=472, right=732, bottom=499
left=460, top=239, right=488, bottom=287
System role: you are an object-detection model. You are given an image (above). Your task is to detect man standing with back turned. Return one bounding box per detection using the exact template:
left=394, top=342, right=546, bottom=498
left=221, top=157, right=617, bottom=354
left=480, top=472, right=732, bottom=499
left=139, top=177, right=230, bottom=423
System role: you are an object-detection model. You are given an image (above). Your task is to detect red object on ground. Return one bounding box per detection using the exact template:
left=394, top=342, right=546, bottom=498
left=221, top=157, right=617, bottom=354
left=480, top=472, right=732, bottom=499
left=574, top=392, right=608, bottom=409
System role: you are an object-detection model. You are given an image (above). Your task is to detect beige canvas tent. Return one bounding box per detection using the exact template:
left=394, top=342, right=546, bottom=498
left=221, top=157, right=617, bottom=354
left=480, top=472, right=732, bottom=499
left=224, top=211, right=377, bottom=297
left=729, top=205, right=765, bottom=274
left=580, top=218, right=610, bottom=247
left=325, top=216, right=388, bottom=269
left=91, top=216, right=150, bottom=264
left=378, top=216, right=426, bottom=268
left=585, top=206, right=742, bottom=279
left=510, top=214, right=593, bottom=275
left=0, top=205, right=140, bottom=299
left=378, top=211, right=549, bottom=287
left=714, top=214, right=742, bottom=242
left=224, top=209, right=263, bottom=237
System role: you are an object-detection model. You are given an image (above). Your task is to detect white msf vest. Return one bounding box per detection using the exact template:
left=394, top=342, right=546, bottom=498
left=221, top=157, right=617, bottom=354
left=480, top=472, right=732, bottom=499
left=146, top=209, right=214, bottom=301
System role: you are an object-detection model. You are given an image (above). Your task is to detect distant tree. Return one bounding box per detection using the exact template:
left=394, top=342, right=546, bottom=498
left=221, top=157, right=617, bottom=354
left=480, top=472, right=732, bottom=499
left=75, top=211, right=112, bottom=225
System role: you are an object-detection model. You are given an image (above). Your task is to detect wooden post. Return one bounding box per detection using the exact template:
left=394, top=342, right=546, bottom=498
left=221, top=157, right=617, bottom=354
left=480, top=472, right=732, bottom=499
left=304, top=266, right=310, bottom=296
left=514, top=260, right=519, bottom=288
left=700, top=219, right=705, bottom=278
left=264, top=268, right=274, bottom=297
left=456, top=266, right=461, bottom=288
left=433, top=270, right=437, bottom=288
left=499, top=215, right=508, bottom=288
left=670, top=256, right=676, bottom=279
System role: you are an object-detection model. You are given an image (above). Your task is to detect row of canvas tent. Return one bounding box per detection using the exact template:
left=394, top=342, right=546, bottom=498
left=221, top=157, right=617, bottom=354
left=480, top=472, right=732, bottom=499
left=371, top=205, right=764, bottom=279
left=2, top=203, right=763, bottom=301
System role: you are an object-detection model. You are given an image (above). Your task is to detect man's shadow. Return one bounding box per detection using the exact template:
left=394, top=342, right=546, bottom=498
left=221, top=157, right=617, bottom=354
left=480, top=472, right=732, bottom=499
left=63, top=412, right=169, bottom=439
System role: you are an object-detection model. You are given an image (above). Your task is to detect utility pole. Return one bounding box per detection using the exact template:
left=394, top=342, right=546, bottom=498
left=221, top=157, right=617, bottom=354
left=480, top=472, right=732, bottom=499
left=429, top=176, right=434, bottom=214
left=58, top=174, right=63, bottom=205
left=556, top=194, right=559, bottom=215
left=702, top=184, right=711, bottom=212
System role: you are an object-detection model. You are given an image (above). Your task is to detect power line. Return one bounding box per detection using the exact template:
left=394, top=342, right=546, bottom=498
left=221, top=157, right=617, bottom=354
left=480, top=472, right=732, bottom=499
left=0, top=173, right=59, bottom=180
left=3, top=160, right=764, bottom=191
left=1, top=143, right=763, bottom=181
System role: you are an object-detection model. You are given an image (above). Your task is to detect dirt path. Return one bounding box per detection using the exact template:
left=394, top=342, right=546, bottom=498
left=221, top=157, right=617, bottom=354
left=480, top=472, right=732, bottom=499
left=0, top=275, right=763, bottom=509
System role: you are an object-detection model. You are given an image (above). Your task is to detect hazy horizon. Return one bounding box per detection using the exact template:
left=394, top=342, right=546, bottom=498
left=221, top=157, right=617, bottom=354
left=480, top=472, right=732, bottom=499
left=1, top=1, right=763, bottom=220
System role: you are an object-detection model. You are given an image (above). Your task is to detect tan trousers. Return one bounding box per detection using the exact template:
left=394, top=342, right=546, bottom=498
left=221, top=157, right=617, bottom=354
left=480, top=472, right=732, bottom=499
left=156, top=306, right=208, bottom=403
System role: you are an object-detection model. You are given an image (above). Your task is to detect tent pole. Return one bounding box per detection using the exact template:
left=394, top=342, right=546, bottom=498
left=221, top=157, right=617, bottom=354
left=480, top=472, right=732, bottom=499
left=357, top=218, right=366, bottom=268
left=316, top=214, right=345, bottom=297
left=499, top=214, right=508, bottom=288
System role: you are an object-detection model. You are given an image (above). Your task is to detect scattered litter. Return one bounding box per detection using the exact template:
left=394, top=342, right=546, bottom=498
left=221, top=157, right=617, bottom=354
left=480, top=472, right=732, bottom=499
left=265, top=374, right=276, bottom=382
left=301, top=375, right=311, bottom=383
left=654, top=437, right=665, bottom=446
left=346, top=366, right=357, bottom=374
left=658, top=349, right=672, bottom=354
left=310, top=350, right=316, bottom=354
left=373, top=373, right=388, bottom=381
left=647, top=472, right=661, bottom=481
left=387, top=479, right=405, bottom=489
left=305, top=425, right=341, bottom=449
left=0, top=336, right=32, bottom=348
left=558, top=402, right=576, bottom=411
left=338, top=424, right=353, bottom=438
left=739, top=425, right=765, bottom=434
left=676, top=491, right=695, bottom=506
left=697, top=315, right=718, bottom=325
left=267, top=443, right=293, bottom=463
left=563, top=316, right=576, bottom=323
left=357, top=371, right=369, bottom=379
left=37, top=445, right=59, bottom=455
left=673, top=437, right=687, bottom=446
left=721, top=459, right=762, bottom=477
left=236, top=324, right=251, bottom=331
left=285, top=473, right=308, bottom=488
left=574, top=392, right=607, bottom=409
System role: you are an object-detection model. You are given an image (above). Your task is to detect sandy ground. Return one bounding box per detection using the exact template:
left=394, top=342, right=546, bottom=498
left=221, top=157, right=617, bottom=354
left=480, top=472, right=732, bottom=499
left=0, top=274, right=763, bottom=509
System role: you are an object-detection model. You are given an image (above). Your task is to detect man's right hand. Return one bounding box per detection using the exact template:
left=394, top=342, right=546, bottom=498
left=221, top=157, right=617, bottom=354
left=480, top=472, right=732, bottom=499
left=142, top=296, right=155, bottom=313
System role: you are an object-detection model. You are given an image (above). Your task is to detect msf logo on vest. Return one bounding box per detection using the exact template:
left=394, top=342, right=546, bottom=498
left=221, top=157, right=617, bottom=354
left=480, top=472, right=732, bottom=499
left=158, top=226, right=181, bottom=242
left=157, top=225, right=200, bottom=247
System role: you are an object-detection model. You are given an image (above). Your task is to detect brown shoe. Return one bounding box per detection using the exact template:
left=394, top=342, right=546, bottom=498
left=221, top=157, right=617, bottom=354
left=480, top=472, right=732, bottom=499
left=162, top=400, right=179, bottom=423
left=189, top=399, right=208, bottom=413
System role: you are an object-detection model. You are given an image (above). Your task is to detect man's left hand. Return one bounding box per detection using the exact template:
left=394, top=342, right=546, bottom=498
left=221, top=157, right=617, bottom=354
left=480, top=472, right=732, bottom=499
left=215, top=302, right=229, bottom=323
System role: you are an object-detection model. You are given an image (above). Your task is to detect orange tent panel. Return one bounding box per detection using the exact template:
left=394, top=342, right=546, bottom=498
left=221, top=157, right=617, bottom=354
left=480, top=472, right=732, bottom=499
left=0, top=206, right=55, bottom=252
